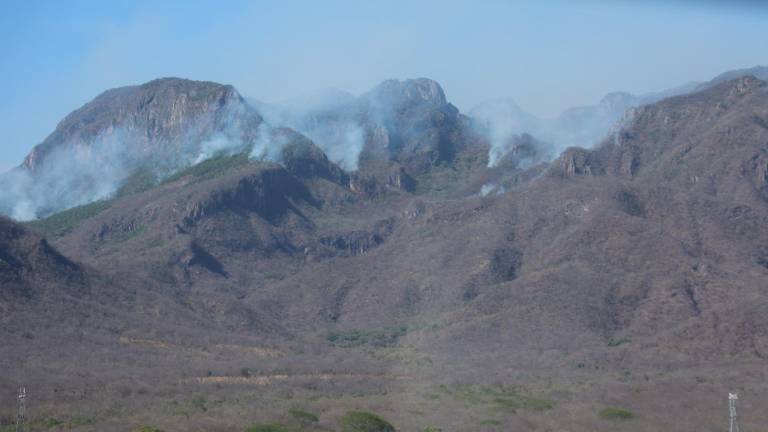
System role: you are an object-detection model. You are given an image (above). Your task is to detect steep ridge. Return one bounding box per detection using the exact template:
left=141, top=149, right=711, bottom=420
left=534, top=76, right=768, bottom=357
left=701, top=65, right=768, bottom=90
left=0, top=216, right=85, bottom=301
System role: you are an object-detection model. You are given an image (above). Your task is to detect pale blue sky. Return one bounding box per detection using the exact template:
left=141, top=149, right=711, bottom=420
left=1, top=0, right=766, bottom=171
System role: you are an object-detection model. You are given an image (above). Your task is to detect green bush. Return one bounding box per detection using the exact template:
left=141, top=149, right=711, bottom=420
left=338, top=411, right=395, bottom=432
left=288, top=407, right=319, bottom=424
left=440, top=384, right=554, bottom=413
left=607, top=337, right=630, bottom=347
left=191, top=396, right=207, bottom=411
left=599, top=407, right=635, bottom=420
left=43, top=418, right=63, bottom=427
left=246, top=422, right=290, bottom=432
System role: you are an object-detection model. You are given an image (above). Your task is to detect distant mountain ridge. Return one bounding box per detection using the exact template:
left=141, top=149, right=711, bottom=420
left=4, top=65, right=767, bottom=222
left=469, top=67, right=767, bottom=152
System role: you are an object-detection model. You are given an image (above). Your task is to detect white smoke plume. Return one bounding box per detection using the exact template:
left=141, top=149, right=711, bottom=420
left=301, top=122, right=363, bottom=171
left=0, top=92, right=293, bottom=221
left=250, top=96, right=365, bottom=171
left=248, top=124, right=284, bottom=162
left=479, top=182, right=506, bottom=197
left=194, top=134, right=244, bottom=164
left=469, top=99, right=542, bottom=167
left=0, top=129, right=136, bottom=220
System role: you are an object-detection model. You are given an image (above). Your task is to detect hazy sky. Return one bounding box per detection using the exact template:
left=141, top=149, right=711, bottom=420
left=1, top=0, right=767, bottom=171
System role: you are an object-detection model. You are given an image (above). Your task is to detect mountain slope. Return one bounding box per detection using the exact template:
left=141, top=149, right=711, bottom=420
left=33, top=76, right=768, bottom=356
left=0, top=216, right=85, bottom=301
left=2, top=75, right=768, bottom=431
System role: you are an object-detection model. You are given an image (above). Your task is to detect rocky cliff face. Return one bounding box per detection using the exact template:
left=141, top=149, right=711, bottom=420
left=23, top=78, right=263, bottom=173
left=357, top=78, right=464, bottom=172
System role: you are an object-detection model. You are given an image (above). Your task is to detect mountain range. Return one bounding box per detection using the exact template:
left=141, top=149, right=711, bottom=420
left=1, top=67, right=768, bottom=431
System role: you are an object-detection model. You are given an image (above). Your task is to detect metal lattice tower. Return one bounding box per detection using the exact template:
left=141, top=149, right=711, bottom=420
left=15, top=387, right=25, bottom=432
left=729, top=392, right=740, bottom=432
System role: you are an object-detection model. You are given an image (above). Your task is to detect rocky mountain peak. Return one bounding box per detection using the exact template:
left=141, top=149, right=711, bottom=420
left=366, top=78, right=447, bottom=108
left=598, top=92, right=636, bottom=111
left=704, top=65, right=768, bottom=88
left=22, top=77, right=255, bottom=172
left=4, top=77, right=269, bottom=219
left=729, top=74, right=767, bottom=95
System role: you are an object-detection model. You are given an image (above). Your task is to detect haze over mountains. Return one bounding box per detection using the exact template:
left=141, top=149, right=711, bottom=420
left=2, top=65, right=768, bottom=431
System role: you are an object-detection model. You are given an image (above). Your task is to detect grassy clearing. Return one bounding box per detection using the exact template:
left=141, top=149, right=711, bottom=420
left=440, top=384, right=554, bottom=413
left=328, top=325, right=409, bottom=348
left=25, top=199, right=113, bottom=237
left=599, top=407, right=635, bottom=420
left=115, top=167, right=159, bottom=198
left=480, top=419, right=501, bottom=425
left=21, top=166, right=153, bottom=238
left=326, top=319, right=445, bottom=349
left=163, top=152, right=252, bottom=184
left=24, top=153, right=256, bottom=238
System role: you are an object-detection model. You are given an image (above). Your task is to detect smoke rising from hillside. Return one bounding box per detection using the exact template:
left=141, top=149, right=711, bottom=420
left=251, top=100, right=365, bottom=171
left=0, top=75, right=671, bottom=222
left=292, top=121, right=364, bottom=171
left=0, top=95, right=367, bottom=221
left=0, top=131, right=136, bottom=220
left=248, top=125, right=285, bottom=162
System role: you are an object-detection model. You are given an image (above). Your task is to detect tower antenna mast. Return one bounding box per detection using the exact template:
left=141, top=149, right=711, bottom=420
left=15, top=387, right=26, bottom=432
left=729, top=392, right=740, bottom=432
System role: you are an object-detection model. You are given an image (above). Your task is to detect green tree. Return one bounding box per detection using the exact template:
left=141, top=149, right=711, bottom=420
left=289, top=407, right=319, bottom=425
